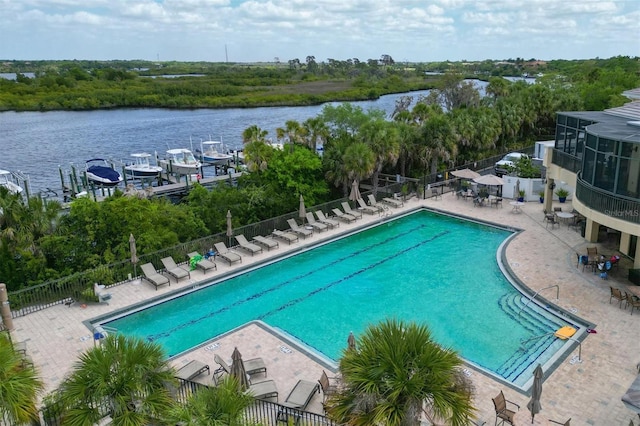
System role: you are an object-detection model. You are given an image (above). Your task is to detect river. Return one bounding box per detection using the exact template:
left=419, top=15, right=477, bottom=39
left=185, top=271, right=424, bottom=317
left=0, top=80, right=489, bottom=195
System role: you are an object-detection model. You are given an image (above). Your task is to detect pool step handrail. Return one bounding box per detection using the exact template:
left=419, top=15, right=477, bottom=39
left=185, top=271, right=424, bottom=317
left=520, top=332, right=582, bottom=362
left=518, top=285, right=560, bottom=316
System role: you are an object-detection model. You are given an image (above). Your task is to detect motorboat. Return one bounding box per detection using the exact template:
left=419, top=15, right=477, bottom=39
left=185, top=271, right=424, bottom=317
left=124, top=153, right=163, bottom=178
left=0, top=170, right=23, bottom=194
left=158, top=148, right=201, bottom=175
left=199, top=140, right=233, bottom=165
left=85, top=159, right=123, bottom=187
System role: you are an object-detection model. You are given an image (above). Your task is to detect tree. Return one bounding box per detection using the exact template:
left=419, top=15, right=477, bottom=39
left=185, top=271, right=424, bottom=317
left=325, top=319, right=475, bottom=426
left=360, top=119, right=399, bottom=195
left=59, top=334, right=176, bottom=425
left=0, top=334, right=43, bottom=424
left=167, top=376, right=253, bottom=426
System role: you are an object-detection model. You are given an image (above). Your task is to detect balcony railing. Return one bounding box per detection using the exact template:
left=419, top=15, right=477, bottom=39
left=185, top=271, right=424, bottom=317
left=551, top=149, right=581, bottom=173
left=576, top=177, right=640, bottom=225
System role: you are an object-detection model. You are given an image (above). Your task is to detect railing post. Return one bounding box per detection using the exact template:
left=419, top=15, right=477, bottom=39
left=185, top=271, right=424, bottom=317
left=0, top=283, right=14, bottom=330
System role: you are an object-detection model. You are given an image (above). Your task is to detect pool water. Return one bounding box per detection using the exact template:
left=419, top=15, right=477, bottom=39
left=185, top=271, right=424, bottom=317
left=104, top=210, right=573, bottom=387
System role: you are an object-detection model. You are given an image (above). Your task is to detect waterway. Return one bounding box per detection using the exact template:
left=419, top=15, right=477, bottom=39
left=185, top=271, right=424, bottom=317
left=0, top=80, right=489, bottom=195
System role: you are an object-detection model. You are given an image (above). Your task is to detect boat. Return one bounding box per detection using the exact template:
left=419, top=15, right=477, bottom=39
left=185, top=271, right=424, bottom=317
left=0, top=169, right=23, bottom=194
left=199, top=140, right=233, bottom=165
left=124, top=153, right=163, bottom=178
left=85, top=159, right=123, bottom=187
left=157, top=148, right=201, bottom=175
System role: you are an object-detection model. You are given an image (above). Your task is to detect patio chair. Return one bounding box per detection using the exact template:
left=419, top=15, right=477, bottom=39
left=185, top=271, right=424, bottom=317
left=140, top=262, right=170, bottom=290
left=332, top=208, right=356, bottom=223
left=315, top=210, right=339, bottom=228
left=161, top=256, right=191, bottom=283
left=492, top=390, right=519, bottom=426
left=546, top=215, right=559, bottom=229
left=549, top=418, right=571, bottom=426
left=235, top=234, right=263, bottom=256
left=272, top=229, right=299, bottom=244
left=318, top=370, right=338, bottom=403
left=175, top=360, right=210, bottom=381
left=627, top=294, right=640, bottom=315
left=253, top=235, right=279, bottom=251
left=587, top=247, right=598, bottom=256
left=188, top=252, right=217, bottom=274
left=287, top=218, right=313, bottom=239
left=214, top=353, right=267, bottom=377
left=305, top=212, right=329, bottom=232
left=356, top=197, right=378, bottom=214
left=609, top=286, right=627, bottom=308
left=93, top=282, right=112, bottom=304
left=276, top=379, right=320, bottom=423
left=367, top=194, right=388, bottom=212
left=214, top=242, right=242, bottom=265
left=341, top=201, right=362, bottom=219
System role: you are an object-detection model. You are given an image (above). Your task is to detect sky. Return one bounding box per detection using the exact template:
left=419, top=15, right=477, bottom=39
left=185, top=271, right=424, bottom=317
left=1, top=0, right=639, bottom=63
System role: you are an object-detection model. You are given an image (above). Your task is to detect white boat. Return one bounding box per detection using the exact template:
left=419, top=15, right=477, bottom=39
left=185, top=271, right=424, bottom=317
left=158, top=148, right=201, bottom=175
left=0, top=170, right=23, bottom=194
left=85, top=159, right=123, bottom=187
left=124, top=153, right=163, bottom=178
left=199, top=140, right=233, bottom=165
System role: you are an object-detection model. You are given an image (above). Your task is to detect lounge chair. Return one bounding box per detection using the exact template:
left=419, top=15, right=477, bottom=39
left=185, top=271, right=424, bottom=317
left=161, top=256, right=191, bottom=282
left=318, top=370, right=338, bottom=403
left=341, top=201, right=362, bottom=219
left=187, top=252, right=217, bottom=274
left=253, top=235, right=279, bottom=250
left=272, top=230, right=299, bottom=244
left=247, top=379, right=279, bottom=401
left=235, top=234, right=263, bottom=256
left=214, top=353, right=267, bottom=377
left=305, top=212, right=328, bottom=232
left=214, top=242, right=242, bottom=265
left=367, top=194, right=387, bottom=212
left=357, top=197, right=380, bottom=214
left=276, top=380, right=320, bottom=422
left=332, top=208, right=356, bottom=223
left=382, top=194, right=404, bottom=208
left=94, top=283, right=112, bottom=304
left=287, top=218, right=313, bottom=239
left=492, top=390, right=519, bottom=426
left=315, top=210, right=339, bottom=228
left=549, top=418, right=571, bottom=426
left=175, top=360, right=210, bottom=381
left=140, top=262, right=170, bottom=290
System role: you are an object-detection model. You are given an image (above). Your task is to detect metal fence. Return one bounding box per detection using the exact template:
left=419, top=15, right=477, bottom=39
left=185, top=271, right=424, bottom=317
left=576, top=177, right=640, bottom=225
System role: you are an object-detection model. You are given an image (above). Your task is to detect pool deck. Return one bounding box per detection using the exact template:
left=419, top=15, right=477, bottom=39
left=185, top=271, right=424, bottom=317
left=9, top=194, right=640, bottom=425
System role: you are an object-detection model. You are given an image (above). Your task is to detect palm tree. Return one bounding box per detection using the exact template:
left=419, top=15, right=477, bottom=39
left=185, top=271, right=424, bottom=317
left=360, top=120, right=400, bottom=195
left=343, top=142, right=375, bottom=196
left=241, top=125, right=268, bottom=144
left=59, top=334, right=176, bottom=425
left=0, top=333, right=43, bottom=424
left=167, top=375, right=253, bottom=425
left=325, top=319, right=475, bottom=426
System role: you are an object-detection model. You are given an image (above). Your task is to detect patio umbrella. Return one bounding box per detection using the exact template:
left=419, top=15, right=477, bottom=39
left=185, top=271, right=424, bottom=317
left=299, top=194, right=307, bottom=224
left=347, top=331, right=356, bottom=351
left=230, top=347, right=250, bottom=391
left=451, top=168, right=480, bottom=179
left=527, top=364, right=544, bottom=423
left=349, top=180, right=361, bottom=203
left=473, top=174, right=505, bottom=186
left=129, top=233, right=138, bottom=277
left=226, top=210, right=233, bottom=246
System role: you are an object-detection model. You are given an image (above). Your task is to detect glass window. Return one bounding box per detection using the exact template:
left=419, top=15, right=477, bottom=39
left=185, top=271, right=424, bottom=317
left=575, top=130, right=585, bottom=158
left=567, top=116, right=578, bottom=128
left=557, top=114, right=567, bottom=125
left=555, top=126, right=566, bottom=149
left=598, top=138, right=618, bottom=155
left=586, top=133, right=598, bottom=148
left=582, top=148, right=596, bottom=182
left=594, top=152, right=616, bottom=192
left=620, top=142, right=637, bottom=158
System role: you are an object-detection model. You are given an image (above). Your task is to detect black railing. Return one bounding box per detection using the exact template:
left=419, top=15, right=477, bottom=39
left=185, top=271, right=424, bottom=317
left=551, top=149, right=581, bottom=173
left=576, top=177, right=640, bottom=225
left=34, top=378, right=338, bottom=426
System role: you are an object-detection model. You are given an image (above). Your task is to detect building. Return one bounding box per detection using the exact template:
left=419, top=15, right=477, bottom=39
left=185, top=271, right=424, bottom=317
left=544, top=88, right=640, bottom=269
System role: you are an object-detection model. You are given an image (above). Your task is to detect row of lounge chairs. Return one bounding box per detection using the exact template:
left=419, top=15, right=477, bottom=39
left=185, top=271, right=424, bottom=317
left=139, top=195, right=405, bottom=290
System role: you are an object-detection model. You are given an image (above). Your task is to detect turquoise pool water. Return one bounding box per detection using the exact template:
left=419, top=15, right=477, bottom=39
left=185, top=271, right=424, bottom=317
left=103, top=210, right=573, bottom=387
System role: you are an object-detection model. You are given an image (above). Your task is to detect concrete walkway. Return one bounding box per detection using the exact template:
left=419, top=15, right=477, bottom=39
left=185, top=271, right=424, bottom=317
left=9, top=194, right=640, bottom=425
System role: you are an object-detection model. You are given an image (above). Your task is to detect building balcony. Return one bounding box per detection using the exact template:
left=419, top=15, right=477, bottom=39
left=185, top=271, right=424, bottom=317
left=551, top=149, right=581, bottom=173
left=576, top=177, right=640, bottom=225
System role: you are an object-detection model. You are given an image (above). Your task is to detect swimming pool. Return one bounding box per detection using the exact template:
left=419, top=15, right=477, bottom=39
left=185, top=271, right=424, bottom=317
left=100, top=209, right=581, bottom=389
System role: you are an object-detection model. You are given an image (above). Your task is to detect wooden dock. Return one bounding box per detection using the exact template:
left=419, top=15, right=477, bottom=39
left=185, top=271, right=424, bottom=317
left=150, top=171, right=244, bottom=197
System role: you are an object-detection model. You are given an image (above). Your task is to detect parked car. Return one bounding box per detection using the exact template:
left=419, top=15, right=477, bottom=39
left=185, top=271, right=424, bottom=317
left=495, top=152, right=529, bottom=176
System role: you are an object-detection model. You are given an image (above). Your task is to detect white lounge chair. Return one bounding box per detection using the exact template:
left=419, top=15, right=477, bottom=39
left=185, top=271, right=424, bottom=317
left=140, top=263, right=170, bottom=290
left=235, top=234, right=263, bottom=256
left=272, top=230, right=299, bottom=244
left=252, top=235, right=279, bottom=250
left=161, top=256, right=191, bottom=282
left=287, top=218, right=313, bottom=239
left=357, top=197, right=379, bottom=214
left=341, top=201, right=362, bottom=219
left=382, top=194, right=404, bottom=208
left=315, top=210, right=339, bottom=229
left=305, top=212, right=328, bottom=232
left=187, top=252, right=217, bottom=274
left=331, top=208, right=356, bottom=223
left=214, top=242, right=243, bottom=265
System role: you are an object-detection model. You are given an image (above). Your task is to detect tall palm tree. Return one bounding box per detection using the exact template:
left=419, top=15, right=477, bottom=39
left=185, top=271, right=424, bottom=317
left=241, top=125, right=268, bottom=144
left=0, top=334, right=43, bottom=424
left=302, top=116, right=330, bottom=152
left=343, top=142, right=375, bottom=196
left=167, top=375, right=253, bottom=426
left=360, top=120, right=400, bottom=195
left=59, top=334, right=176, bottom=426
left=325, top=319, right=475, bottom=426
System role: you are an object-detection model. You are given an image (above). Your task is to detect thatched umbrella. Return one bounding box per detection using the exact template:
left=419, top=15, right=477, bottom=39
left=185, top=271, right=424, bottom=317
left=451, top=168, right=480, bottom=179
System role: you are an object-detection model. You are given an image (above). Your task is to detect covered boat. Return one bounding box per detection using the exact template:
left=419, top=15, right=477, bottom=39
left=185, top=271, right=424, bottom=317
left=85, top=159, right=123, bottom=187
